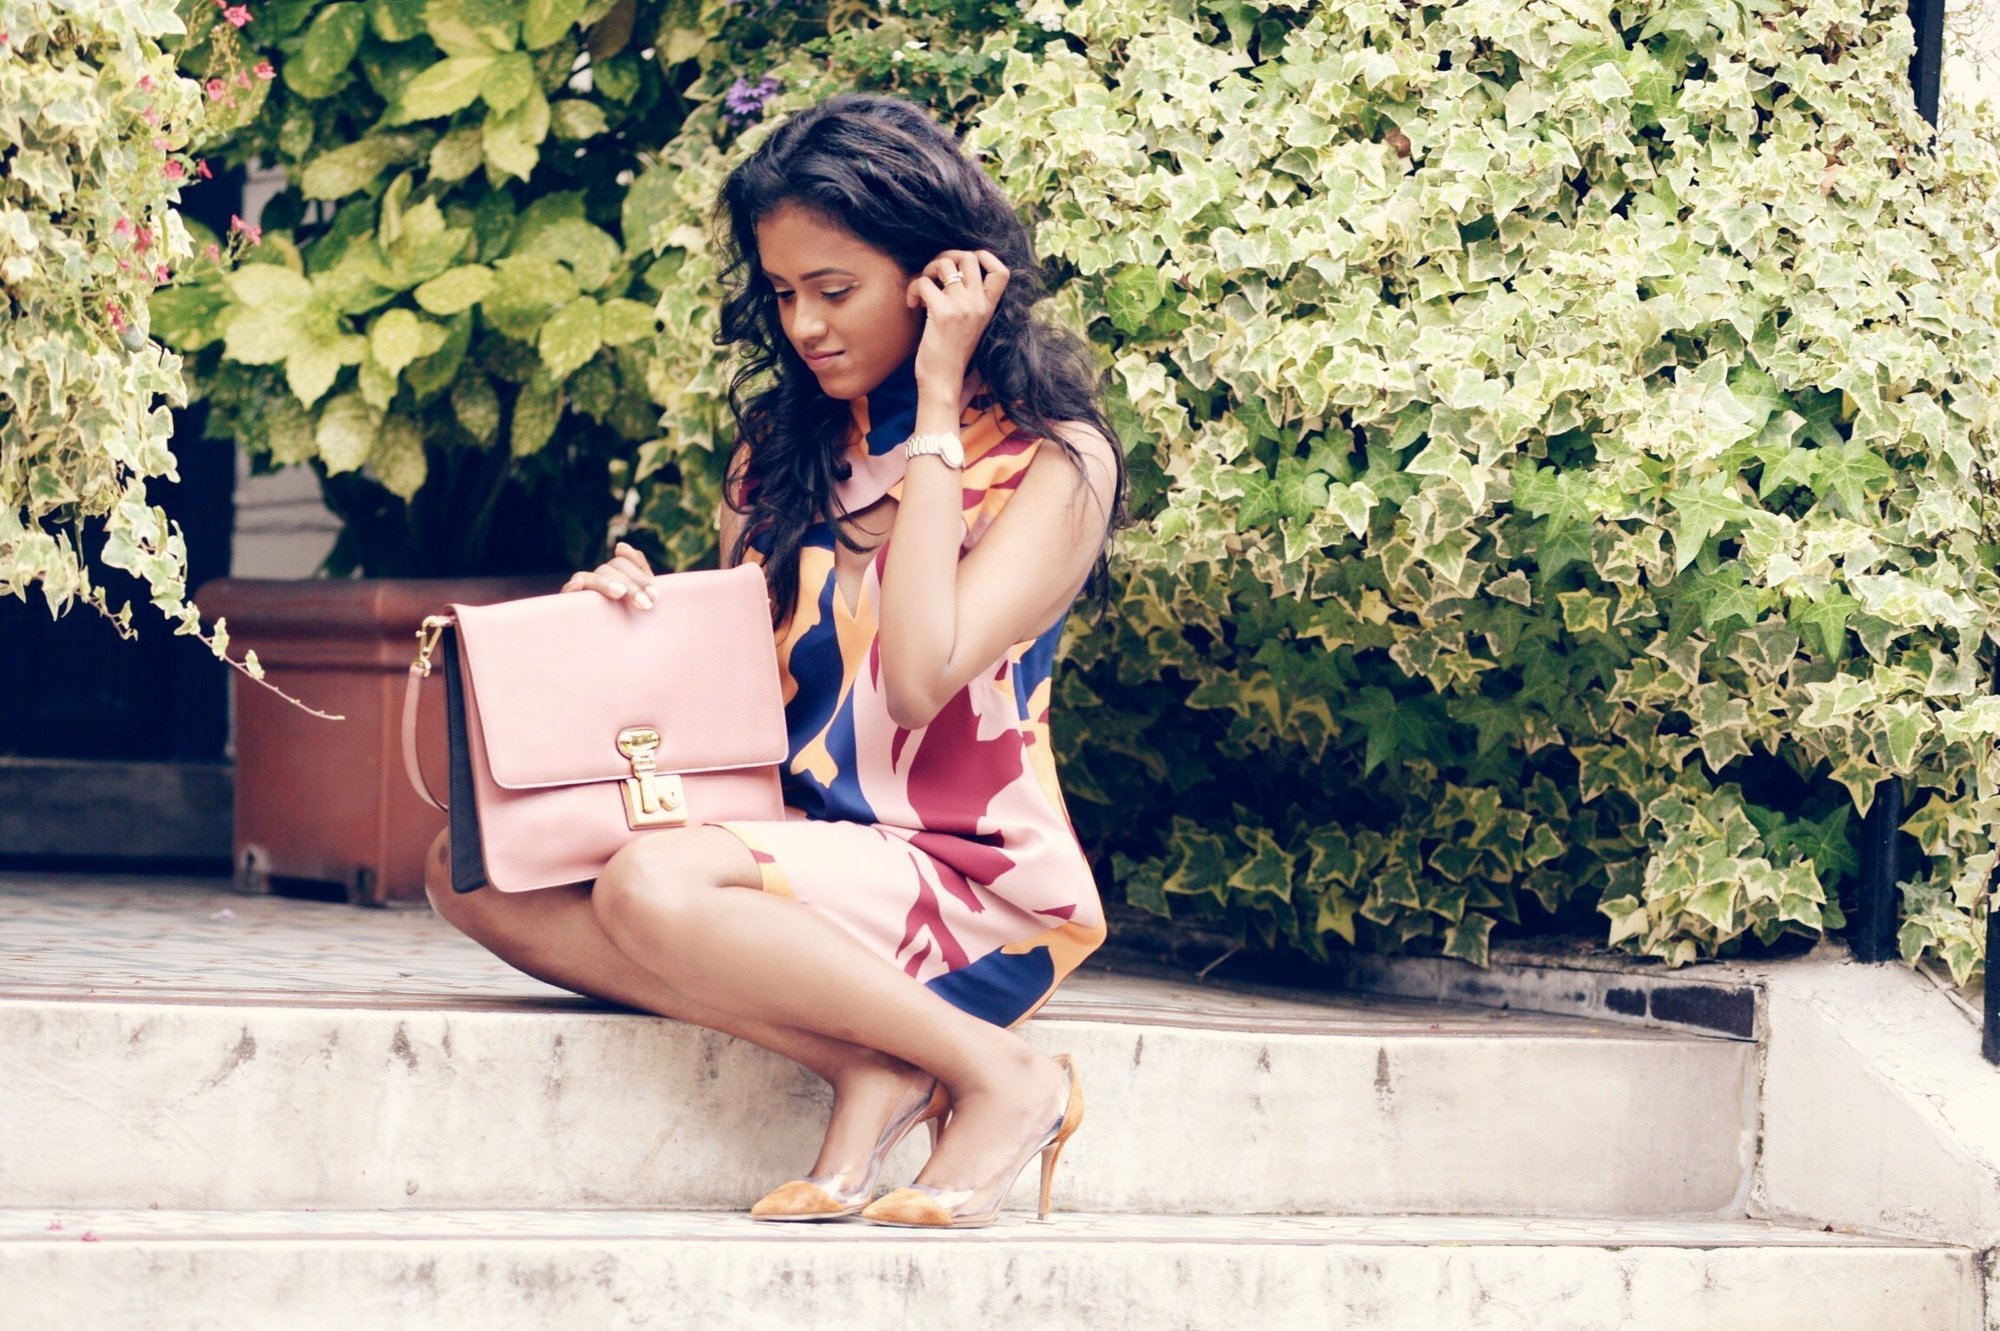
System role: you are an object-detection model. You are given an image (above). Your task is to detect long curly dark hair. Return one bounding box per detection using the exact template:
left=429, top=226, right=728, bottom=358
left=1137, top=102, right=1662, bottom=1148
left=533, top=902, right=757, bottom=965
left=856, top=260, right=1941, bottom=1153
left=712, top=91, right=1130, bottom=635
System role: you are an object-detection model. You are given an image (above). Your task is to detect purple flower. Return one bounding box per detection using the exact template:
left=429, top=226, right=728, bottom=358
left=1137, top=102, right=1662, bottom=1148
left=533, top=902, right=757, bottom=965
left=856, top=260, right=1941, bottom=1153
left=724, top=72, right=782, bottom=121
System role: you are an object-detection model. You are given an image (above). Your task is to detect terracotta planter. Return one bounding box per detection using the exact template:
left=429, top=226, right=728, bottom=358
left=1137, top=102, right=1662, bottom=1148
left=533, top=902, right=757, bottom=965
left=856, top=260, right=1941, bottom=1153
left=194, top=575, right=564, bottom=907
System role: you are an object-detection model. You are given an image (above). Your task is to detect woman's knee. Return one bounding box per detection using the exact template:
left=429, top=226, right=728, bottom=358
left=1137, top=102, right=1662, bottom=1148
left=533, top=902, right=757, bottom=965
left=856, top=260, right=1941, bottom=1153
left=591, top=834, right=709, bottom=938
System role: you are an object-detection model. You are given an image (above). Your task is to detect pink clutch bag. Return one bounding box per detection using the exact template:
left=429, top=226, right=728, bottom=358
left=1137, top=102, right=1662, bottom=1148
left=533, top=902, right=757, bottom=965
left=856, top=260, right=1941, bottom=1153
left=400, top=563, right=789, bottom=893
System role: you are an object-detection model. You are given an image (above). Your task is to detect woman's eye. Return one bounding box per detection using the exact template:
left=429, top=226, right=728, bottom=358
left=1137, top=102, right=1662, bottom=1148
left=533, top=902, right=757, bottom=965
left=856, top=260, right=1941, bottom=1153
left=824, top=287, right=853, bottom=301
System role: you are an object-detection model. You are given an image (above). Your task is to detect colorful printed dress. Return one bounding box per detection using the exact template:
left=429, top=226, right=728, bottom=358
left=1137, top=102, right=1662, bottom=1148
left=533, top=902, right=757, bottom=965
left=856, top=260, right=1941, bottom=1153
left=708, top=357, right=1106, bottom=1029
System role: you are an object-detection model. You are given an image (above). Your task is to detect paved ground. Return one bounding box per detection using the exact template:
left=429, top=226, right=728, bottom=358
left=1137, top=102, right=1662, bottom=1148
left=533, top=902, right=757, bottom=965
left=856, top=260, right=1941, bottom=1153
left=0, top=869, right=1651, bottom=1037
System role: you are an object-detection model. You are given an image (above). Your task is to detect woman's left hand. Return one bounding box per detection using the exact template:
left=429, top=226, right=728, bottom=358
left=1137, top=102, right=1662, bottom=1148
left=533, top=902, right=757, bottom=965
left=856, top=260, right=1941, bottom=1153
left=906, top=248, right=1009, bottom=391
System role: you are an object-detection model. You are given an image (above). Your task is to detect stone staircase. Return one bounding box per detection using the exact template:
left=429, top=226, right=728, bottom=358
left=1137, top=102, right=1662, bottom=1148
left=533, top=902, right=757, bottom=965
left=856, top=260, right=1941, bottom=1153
left=0, top=873, right=1980, bottom=1329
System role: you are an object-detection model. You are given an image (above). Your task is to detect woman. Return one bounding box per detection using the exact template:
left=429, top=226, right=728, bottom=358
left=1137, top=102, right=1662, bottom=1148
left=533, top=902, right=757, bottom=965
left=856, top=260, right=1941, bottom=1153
left=425, top=92, right=1128, bottom=1228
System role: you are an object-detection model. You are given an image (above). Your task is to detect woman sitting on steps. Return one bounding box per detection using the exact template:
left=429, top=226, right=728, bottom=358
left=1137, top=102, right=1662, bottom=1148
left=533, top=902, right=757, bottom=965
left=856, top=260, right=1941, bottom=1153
left=426, top=91, right=1129, bottom=1229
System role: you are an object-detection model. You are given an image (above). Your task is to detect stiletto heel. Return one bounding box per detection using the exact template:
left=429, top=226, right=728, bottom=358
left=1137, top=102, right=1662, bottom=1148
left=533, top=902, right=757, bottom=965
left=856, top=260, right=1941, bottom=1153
left=750, top=1077, right=950, bottom=1221
left=1036, top=1137, right=1062, bottom=1220
left=859, top=1053, right=1083, bottom=1229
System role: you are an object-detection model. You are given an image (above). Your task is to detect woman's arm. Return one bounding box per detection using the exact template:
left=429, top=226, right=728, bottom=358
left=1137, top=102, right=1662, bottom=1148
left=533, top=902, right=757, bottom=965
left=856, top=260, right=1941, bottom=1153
left=878, top=417, right=1117, bottom=730
left=877, top=245, right=1117, bottom=729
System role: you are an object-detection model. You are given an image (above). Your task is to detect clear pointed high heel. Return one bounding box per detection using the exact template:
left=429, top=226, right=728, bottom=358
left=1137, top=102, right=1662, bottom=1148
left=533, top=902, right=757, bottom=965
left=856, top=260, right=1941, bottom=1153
left=749, top=1076, right=950, bottom=1221
left=857, top=1053, right=1083, bottom=1229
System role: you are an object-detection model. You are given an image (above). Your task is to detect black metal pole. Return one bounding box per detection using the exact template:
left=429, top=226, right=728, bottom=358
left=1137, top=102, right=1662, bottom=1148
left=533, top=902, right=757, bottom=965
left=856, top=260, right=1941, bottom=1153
left=1908, top=0, right=1945, bottom=128
left=1985, top=885, right=2000, bottom=1063
left=1853, top=780, right=1903, bottom=963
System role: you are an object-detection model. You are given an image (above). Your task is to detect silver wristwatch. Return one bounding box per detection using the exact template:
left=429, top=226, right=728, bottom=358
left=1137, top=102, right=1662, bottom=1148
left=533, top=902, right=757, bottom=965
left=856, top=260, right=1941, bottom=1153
left=902, top=431, right=965, bottom=468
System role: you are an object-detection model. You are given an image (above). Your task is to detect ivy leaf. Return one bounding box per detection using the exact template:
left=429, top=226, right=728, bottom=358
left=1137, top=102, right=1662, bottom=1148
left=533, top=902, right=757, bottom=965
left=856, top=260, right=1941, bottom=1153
left=1768, top=805, right=1859, bottom=887
left=1448, top=695, right=1526, bottom=758
left=1225, top=825, right=1295, bottom=902
left=1441, top=913, right=1493, bottom=966
left=1104, top=263, right=1168, bottom=336
left=1676, top=561, right=1761, bottom=633
left=1338, top=686, right=1439, bottom=776
left=1159, top=816, right=1231, bottom=906
left=1789, top=589, right=1858, bottom=660
left=1664, top=472, right=1748, bottom=572
left=1791, top=387, right=1848, bottom=450
left=1813, top=440, right=1895, bottom=517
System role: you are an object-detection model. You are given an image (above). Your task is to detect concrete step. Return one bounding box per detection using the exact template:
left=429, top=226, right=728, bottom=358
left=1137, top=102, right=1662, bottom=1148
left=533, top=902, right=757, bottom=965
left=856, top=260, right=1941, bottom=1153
left=4, top=989, right=1755, bottom=1216
left=0, top=1207, right=1972, bottom=1330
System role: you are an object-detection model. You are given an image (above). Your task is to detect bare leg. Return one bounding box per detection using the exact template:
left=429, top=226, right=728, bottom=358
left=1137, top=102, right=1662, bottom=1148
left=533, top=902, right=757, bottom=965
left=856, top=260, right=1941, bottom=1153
left=591, top=827, right=1070, bottom=1192
left=422, top=830, right=933, bottom=1181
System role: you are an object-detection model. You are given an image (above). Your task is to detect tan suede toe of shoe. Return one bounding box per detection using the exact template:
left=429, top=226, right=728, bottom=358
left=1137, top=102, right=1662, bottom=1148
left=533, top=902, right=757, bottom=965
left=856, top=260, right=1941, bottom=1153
left=749, top=1179, right=857, bottom=1221
left=857, top=1186, right=955, bottom=1228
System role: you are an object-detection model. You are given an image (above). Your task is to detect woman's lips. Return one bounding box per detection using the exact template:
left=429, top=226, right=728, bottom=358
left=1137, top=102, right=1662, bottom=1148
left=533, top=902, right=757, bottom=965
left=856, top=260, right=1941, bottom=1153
left=803, top=350, right=844, bottom=368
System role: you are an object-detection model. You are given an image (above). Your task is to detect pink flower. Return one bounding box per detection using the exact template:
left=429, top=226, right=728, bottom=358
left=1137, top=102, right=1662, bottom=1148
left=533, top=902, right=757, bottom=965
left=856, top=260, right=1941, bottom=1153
left=135, top=225, right=153, bottom=254
left=206, top=79, right=226, bottom=101
left=139, top=74, right=154, bottom=90
left=113, top=217, right=134, bottom=238
left=205, top=242, right=221, bottom=262
left=230, top=214, right=262, bottom=246
left=254, top=61, right=275, bottom=81
left=45, top=1220, right=62, bottom=1231
left=143, top=107, right=160, bottom=125
left=155, top=264, right=171, bottom=283
left=196, top=159, right=213, bottom=180
left=222, top=5, right=251, bottom=27
left=107, top=303, right=127, bottom=332
left=163, top=160, right=185, bottom=181
left=80, top=1232, right=99, bottom=1243
left=117, top=258, right=131, bottom=272
left=234, top=70, right=252, bottom=89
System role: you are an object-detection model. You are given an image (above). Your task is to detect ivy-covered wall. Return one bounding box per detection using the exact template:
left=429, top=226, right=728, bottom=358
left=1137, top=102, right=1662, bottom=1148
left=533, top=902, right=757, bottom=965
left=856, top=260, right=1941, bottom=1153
left=172, top=0, right=2000, bottom=981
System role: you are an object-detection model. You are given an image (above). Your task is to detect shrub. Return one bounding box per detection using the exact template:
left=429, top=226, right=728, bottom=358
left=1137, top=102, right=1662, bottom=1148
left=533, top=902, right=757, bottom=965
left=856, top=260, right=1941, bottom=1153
left=0, top=0, right=235, bottom=656
left=632, top=0, right=2000, bottom=980
left=157, top=0, right=692, bottom=576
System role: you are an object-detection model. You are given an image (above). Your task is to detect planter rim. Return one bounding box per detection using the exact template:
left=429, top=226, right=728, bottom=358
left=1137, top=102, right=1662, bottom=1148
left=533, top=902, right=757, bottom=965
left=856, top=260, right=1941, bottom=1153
left=194, top=574, right=567, bottom=671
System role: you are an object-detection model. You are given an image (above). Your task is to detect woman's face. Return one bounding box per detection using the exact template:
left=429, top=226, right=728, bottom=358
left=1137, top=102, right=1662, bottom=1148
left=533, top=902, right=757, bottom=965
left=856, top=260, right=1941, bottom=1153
left=754, top=202, right=924, bottom=402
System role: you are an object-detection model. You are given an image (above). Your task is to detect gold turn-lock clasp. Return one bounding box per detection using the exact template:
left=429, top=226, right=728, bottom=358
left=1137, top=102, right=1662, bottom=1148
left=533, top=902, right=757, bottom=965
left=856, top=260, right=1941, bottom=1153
left=617, top=726, right=687, bottom=829
left=412, top=614, right=455, bottom=677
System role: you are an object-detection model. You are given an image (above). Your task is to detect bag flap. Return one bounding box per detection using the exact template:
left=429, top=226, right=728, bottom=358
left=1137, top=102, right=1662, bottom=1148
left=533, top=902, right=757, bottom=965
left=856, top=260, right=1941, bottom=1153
left=450, top=563, right=787, bottom=791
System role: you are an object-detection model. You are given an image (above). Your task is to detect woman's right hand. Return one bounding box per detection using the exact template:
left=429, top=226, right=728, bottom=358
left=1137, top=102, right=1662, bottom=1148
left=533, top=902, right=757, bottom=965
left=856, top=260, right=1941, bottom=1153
left=561, top=540, right=659, bottom=610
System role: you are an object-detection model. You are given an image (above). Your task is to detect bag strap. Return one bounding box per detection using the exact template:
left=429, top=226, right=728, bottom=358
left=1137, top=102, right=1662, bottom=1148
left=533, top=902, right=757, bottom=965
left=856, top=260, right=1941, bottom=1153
left=402, top=614, right=456, bottom=813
